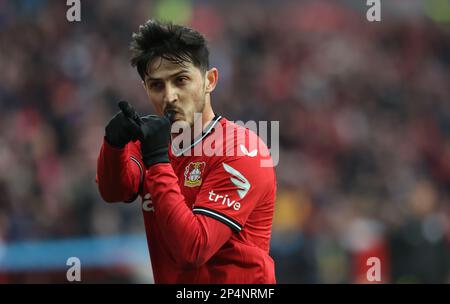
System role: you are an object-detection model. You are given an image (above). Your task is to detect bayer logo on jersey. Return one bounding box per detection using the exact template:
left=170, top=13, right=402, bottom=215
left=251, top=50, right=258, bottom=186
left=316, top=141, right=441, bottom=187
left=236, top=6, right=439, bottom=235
left=189, top=168, right=201, bottom=181
left=184, top=161, right=206, bottom=187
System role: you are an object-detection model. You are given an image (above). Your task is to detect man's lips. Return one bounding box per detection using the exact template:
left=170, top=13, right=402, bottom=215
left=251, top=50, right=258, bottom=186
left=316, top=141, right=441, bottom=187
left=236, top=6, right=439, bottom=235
left=164, top=109, right=183, bottom=122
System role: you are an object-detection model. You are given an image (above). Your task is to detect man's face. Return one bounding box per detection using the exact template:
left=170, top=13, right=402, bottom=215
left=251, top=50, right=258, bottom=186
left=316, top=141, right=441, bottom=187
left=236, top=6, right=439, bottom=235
left=143, top=58, right=207, bottom=127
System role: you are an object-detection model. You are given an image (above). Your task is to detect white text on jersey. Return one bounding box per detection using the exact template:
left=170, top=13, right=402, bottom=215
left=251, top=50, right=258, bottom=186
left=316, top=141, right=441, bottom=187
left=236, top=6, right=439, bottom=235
left=208, top=190, right=241, bottom=211
left=142, top=193, right=154, bottom=212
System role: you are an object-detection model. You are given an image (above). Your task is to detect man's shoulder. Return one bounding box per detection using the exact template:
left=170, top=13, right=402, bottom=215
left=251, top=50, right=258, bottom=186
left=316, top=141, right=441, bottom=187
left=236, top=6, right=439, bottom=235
left=170, top=116, right=274, bottom=170
left=219, top=117, right=261, bottom=140
left=216, top=117, right=272, bottom=164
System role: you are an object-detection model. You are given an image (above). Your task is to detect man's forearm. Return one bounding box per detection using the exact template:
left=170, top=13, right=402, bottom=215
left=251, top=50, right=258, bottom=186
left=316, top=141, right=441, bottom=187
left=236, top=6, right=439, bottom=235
left=97, top=139, right=143, bottom=202
left=146, top=163, right=231, bottom=267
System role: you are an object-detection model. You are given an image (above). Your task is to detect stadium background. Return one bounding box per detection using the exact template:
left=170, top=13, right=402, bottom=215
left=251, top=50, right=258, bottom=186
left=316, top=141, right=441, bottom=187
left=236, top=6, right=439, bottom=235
left=0, top=0, right=449, bottom=283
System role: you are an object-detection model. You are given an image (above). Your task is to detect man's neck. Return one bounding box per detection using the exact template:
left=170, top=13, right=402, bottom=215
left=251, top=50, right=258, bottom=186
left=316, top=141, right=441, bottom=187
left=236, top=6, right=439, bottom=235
left=197, top=109, right=215, bottom=136
left=170, top=108, right=216, bottom=142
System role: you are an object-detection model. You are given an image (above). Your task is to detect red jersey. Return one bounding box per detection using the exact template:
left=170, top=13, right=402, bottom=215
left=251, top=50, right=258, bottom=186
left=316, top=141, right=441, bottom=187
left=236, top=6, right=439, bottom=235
left=96, top=116, right=277, bottom=283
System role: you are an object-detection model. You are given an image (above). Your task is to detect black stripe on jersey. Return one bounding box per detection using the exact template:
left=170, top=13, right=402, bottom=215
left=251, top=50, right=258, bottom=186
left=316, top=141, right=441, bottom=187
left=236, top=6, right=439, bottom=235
left=192, top=206, right=242, bottom=233
left=124, top=156, right=144, bottom=203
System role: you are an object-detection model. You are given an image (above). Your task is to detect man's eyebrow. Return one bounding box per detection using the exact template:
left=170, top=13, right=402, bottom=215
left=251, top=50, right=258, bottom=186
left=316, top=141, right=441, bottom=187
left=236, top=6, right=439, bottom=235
left=145, top=70, right=190, bottom=82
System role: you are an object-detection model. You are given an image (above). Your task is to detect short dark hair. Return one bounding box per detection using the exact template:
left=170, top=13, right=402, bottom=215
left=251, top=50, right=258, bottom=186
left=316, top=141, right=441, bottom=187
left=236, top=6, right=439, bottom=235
left=130, top=20, right=210, bottom=81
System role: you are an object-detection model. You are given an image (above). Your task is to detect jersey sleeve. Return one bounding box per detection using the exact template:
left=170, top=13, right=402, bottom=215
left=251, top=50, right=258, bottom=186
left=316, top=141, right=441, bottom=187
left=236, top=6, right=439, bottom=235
left=192, top=154, right=275, bottom=233
left=145, top=163, right=233, bottom=267
left=96, top=138, right=145, bottom=203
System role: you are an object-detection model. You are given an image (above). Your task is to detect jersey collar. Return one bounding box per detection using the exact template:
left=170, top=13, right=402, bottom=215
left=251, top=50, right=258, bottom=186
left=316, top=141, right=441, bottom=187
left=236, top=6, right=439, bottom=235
left=171, top=114, right=222, bottom=157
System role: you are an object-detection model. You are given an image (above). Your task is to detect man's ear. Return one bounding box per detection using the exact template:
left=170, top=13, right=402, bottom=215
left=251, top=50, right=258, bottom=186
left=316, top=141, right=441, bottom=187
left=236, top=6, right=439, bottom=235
left=205, top=68, right=218, bottom=93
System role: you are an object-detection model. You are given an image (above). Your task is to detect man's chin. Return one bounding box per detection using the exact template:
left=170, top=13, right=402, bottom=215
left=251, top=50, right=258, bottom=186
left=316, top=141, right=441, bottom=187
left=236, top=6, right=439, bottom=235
left=170, top=119, right=191, bottom=131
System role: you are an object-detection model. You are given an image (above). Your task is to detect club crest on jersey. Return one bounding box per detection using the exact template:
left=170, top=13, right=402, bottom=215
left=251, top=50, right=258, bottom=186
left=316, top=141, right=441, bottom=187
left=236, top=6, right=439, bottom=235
left=184, top=162, right=206, bottom=187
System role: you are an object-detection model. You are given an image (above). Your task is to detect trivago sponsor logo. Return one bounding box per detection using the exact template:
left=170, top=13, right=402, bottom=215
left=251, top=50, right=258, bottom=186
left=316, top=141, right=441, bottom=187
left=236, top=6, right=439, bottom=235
left=208, top=190, right=241, bottom=211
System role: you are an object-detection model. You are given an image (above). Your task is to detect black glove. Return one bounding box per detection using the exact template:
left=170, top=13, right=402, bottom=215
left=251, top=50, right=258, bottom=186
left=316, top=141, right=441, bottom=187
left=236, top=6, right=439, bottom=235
left=139, top=115, right=171, bottom=168
left=104, top=101, right=142, bottom=148
left=113, top=100, right=171, bottom=167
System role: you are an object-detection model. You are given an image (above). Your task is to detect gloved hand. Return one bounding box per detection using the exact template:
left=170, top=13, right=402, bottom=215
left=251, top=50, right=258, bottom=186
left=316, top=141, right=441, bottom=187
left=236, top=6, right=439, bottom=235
left=113, top=100, right=171, bottom=167
left=139, top=115, right=171, bottom=167
left=104, top=105, right=142, bottom=148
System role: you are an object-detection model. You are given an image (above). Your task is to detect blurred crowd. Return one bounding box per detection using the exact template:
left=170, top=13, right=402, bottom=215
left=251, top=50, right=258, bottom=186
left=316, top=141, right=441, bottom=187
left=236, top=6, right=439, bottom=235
left=0, top=0, right=449, bottom=283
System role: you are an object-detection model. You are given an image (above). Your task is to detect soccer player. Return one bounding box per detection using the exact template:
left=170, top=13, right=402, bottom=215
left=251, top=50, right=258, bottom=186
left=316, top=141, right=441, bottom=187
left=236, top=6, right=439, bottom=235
left=96, top=20, right=277, bottom=283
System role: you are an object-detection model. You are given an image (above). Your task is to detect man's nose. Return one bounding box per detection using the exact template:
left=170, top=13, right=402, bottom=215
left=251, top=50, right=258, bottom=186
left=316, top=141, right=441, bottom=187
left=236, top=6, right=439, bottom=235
left=163, top=85, right=178, bottom=104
